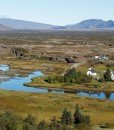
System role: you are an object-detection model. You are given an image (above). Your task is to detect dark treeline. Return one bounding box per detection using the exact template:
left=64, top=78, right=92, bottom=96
left=0, top=104, right=91, bottom=130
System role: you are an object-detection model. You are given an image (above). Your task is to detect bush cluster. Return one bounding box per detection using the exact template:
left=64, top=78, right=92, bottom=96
left=0, top=105, right=91, bottom=130
left=45, top=68, right=92, bottom=84
left=104, top=68, right=112, bottom=81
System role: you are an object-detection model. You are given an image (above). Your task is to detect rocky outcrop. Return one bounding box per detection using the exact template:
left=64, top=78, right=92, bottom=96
left=65, top=56, right=77, bottom=63
left=39, top=55, right=78, bottom=63
left=11, top=47, right=28, bottom=57
left=11, top=48, right=78, bottom=63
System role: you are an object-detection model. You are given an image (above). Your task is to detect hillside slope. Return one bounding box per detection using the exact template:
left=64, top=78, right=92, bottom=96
left=0, top=18, right=55, bottom=30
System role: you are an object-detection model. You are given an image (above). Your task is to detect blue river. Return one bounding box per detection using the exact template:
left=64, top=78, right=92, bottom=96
left=0, top=64, right=114, bottom=101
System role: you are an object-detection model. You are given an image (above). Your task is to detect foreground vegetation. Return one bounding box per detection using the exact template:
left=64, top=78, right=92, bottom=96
left=0, top=105, right=91, bottom=130
left=0, top=90, right=114, bottom=129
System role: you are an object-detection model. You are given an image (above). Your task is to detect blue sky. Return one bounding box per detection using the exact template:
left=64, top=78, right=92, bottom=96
left=0, top=0, right=114, bottom=25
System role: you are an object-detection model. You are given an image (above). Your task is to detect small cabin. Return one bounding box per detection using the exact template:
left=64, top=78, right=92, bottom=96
left=87, top=68, right=97, bottom=77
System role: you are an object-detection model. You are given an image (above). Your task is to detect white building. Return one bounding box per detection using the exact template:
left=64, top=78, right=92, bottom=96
left=94, top=55, right=108, bottom=61
left=95, top=56, right=101, bottom=60
left=111, top=71, right=114, bottom=80
left=87, top=68, right=97, bottom=77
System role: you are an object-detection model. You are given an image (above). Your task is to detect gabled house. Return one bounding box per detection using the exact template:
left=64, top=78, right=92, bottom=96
left=111, top=71, right=114, bottom=80
left=87, top=68, right=97, bottom=77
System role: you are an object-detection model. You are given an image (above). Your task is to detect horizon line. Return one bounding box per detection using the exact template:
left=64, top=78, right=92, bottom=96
left=0, top=17, right=114, bottom=26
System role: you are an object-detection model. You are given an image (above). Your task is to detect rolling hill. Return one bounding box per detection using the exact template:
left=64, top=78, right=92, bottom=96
left=0, top=18, right=55, bottom=30
left=65, top=19, right=114, bottom=29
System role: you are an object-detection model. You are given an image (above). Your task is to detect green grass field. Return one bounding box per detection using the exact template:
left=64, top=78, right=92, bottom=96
left=0, top=90, right=114, bottom=128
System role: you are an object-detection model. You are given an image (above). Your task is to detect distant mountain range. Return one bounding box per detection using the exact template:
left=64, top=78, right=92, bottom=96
left=0, top=18, right=114, bottom=30
left=65, top=19, right=114, bottom=29
left=0, top=24, right=13, bottom=31
left=0, top=18, right=54, bottom=30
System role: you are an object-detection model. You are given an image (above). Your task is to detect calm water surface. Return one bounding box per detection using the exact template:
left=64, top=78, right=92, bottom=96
left=0, top=64, right=9, bottom=71
left=0, top=64, right=114, bottom=101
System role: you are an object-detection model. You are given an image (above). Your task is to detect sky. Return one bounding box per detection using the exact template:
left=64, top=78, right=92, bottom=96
left=0, top=0, right=114, bottom=25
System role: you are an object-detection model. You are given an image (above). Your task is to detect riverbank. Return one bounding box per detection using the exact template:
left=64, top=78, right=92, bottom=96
left=1, top=58, right=114, bottom=95
left=25, top=77, right=114, bottom=94
left=0, top=58, right=69, bottom=75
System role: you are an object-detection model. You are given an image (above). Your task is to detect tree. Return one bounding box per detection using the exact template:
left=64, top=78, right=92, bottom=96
left=37, top=120, right=49, bottom=130
left=73, top=104, right=90, bottom=126
left=23, top=114, right=37, bottom=130
left=49, top=117, right=62, bottom=130
left=64, top=68, right=77, bottom=83
left=0, top=111, right=21, bottom=130
left=104, top=68, right=112, bottom=81
left=64, top=68, right=92, bottom=84
left=74, top=104, right=83, bottom=125
left=61, top=108, right=72, bottom=125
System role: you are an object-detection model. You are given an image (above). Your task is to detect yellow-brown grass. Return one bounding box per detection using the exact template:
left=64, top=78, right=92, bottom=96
left=0, top=90, right=114, bottom=126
